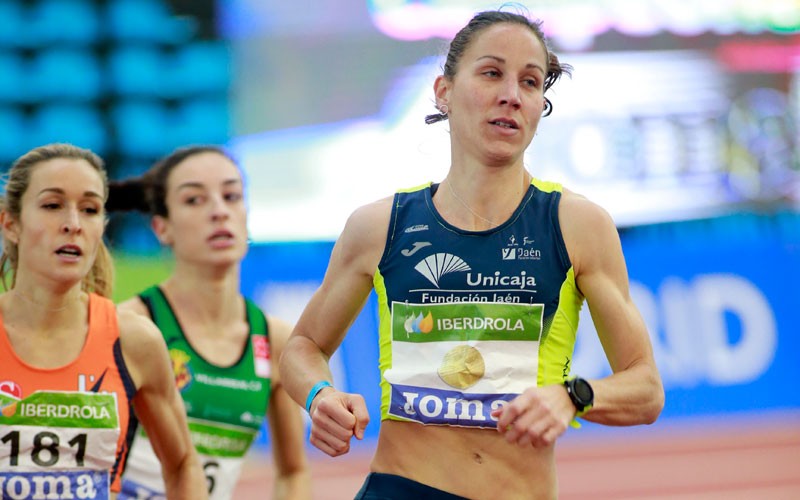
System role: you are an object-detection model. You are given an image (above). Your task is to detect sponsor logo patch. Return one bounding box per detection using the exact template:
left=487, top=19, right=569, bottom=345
left=390, top=384, right=514, bottom=428
left=252, top=335, right=271, bottom=378
left=0, top=470, right=109, bottom=499
left=0, top=381, right=22, bottom=399
left=414, top=253, right=471, bottom=288
left=169, top=350, right=193, bottom=391
left=401, top=241, right=432, bottom=257
left=404, top=224, right=429, bottom=233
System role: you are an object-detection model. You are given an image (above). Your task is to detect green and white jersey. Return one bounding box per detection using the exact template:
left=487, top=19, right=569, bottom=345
left=0, top=391, right=121, bottom=500
left=119, top=287, right=272, bottom=500
left=375, top=180, right=584, bottom=428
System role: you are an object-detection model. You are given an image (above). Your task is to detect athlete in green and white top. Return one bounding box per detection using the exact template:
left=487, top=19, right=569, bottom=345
left=109, top=146, right=310, bottom=500
left=120, top=287, right=274, bottom=499
left=280, top=10, right=663, bottom=500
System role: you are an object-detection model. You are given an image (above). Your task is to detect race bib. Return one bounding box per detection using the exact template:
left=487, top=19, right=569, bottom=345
left=0, top=391, right=120, bottom=500
left=385, top=301, right=543, bottom=428
left=122, top=418, right=257, bottom=500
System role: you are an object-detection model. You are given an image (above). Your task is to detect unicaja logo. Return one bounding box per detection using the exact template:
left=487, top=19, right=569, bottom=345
left=414, top=253, right=471, bottom=288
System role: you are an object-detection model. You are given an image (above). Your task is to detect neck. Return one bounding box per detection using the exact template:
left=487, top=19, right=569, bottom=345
left=162, top=263, right=242, bottom=321
left=438, top=166, right=531, bottom=230
left=8, top=284, right=83, bottom=313
left=1, top=285, right=87, bottom=341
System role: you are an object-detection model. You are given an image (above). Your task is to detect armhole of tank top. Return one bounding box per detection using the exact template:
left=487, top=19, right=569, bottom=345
left=550, top=190, right=573, bottom=272
left=111, top=357, right=140, bottom=485
left=138, top=289, right=159, bottom=325
left=112, top=415, right=139, bottom=483
left=113, top=337, right=137, bottom=401
left=378, top=191, right=403, bottom=269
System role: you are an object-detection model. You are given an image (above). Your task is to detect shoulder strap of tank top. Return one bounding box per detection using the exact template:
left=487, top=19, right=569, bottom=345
left=244, top=299, right=268, bottom=339
left=137, top=286, right=181, bottom=343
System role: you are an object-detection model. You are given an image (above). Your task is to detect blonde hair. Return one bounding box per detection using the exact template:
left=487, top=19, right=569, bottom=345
left=0, top=143, right=114, bottom=297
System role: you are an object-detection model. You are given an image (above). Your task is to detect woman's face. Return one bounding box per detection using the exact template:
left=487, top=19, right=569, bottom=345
left=4, top=158, right=106, bottom=287
left=155, top=152, right=248, bottom=266
left=436, top=23, right=549, bottom=166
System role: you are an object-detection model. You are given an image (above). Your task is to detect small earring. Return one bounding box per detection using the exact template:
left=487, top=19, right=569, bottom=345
left=424, top=104, right=450, bottom=124
left=542, top=98, right=553, bottom=117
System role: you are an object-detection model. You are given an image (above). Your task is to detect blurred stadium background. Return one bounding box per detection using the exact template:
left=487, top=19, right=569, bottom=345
left=1, top=0, right=798, bottom=498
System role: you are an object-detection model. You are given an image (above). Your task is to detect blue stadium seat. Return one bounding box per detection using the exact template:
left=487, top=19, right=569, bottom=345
left=105, top=0, right=195, bottom=45
left=29, top=104, right=108, bottom=154
left=112, top=100, right=173, bottom=158
left=172, top=98, right=230, bottom=145
left=0, top=52, right=26, bottom=103
left=26, top=0, right=99, bottom=47
left=0, top=1, right=24, bottom=49
left=0, top=106, right=27, bottom=164
left=107, top=46, right=167, bottom=97
left=28, top=49, right=102, bottom=102
left=170, top=42, right=231, bottom=96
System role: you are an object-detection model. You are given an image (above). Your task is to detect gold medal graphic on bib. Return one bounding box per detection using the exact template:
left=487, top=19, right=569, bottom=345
left=437, top=345, right=485, bottom=389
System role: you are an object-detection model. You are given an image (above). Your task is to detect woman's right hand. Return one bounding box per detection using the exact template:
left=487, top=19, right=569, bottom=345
left=308, top=389, right=370, bottom=457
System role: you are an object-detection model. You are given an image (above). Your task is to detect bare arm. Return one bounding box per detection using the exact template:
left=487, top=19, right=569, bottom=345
left=495, top=191, right=664, bottom=448
left=119, top=309, right=207, bottom=499
left=561, top=191, right=664, bottom=426
left=278, top=197, right=391, bottom=456
left=265, top=315, right=311, bottom=500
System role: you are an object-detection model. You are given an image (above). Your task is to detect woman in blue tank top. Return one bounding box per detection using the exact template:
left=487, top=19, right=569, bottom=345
left=280, top=8, right=665, bottom=500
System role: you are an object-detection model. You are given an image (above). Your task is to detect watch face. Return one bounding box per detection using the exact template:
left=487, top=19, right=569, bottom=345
left=574, top=379, right=593, bottom=403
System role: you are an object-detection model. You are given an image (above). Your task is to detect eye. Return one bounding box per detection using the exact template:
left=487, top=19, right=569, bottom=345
left=184, top=195, right=204, bottom=206
left=82, top=205, right=101, bottom=215
left=224, top=192, right=242, bottom=202
left=41, top=202, right=61, bottom=210
left=482, top=69, right=501, bottom=78
left=522, top=78, right=538, bottom=88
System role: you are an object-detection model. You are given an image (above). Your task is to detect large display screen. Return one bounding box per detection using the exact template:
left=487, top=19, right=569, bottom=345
left=221, top=0, right=800, bottom=241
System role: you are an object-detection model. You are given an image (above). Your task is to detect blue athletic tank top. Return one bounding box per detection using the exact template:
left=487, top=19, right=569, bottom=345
left=374, top=179, right=584, bottom=428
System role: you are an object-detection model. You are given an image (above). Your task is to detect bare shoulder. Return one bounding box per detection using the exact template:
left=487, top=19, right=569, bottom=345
left=117, top=307, right=168, bottom=388
left=117, top=295, right=150, bottom=317
left=558, top=188, right=622, bottom=273
left=334, top=195, right=394, bottom=271
left=342, top=195, right=393, bottom=244
left=559, top=188, right=614, bottom=224
left=560, top=189, right=618, bottom=238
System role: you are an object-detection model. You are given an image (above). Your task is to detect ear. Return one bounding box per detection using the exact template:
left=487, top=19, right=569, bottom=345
left=434, top=75, right=451, bottom=111
left=150, top=215, right=173, bottom=247
left=0, top=210, right=20, bottom=245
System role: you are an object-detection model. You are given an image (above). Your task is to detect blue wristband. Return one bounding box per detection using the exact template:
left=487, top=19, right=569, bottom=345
left=305, top=380, right=333, bottom=413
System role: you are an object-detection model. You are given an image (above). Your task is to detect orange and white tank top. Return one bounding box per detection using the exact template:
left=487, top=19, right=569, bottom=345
left=0, top=293, right=136, bottom=498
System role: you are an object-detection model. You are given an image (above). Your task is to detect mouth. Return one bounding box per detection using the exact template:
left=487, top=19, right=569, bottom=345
left=489, top=119, right=519, bottom=130
left=208, top=230, right=234, bottom=242
left=55, top=244, right=82, bottom=257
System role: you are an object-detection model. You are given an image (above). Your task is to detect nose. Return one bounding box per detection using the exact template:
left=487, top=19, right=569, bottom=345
left=499, top=80, right=522, bottom=110
left=210, top=195, right=230, bottom=222
left=61, top=208, right=82, bottom=234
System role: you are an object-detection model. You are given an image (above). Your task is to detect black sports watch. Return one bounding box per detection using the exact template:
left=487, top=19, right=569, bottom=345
left=564, top=377, right=594, bottom=413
